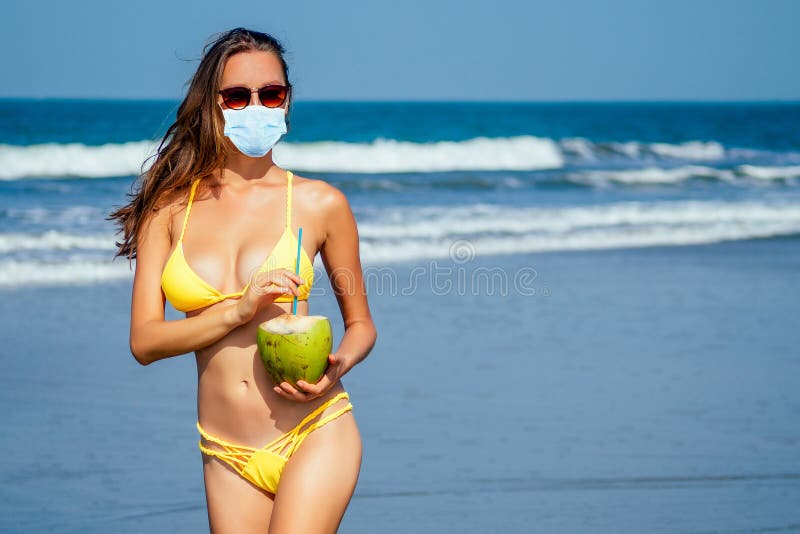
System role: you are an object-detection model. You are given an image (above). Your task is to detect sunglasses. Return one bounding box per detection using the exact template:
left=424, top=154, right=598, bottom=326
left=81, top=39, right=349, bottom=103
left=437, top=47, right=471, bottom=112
left=218, top=84, right=290, bottom=110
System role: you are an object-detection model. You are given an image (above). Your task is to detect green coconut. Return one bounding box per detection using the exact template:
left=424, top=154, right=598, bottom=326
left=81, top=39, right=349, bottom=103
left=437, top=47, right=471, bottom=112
left=256, top=314, right=333, bottom=388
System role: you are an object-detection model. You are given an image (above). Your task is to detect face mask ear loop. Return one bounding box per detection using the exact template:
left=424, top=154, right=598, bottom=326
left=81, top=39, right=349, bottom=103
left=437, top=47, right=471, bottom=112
left=284, top=94, right=291, bottom=132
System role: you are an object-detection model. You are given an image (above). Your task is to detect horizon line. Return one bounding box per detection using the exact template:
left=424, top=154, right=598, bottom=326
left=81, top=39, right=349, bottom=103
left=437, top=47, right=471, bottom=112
left=0, top=96, right=799, bottom=105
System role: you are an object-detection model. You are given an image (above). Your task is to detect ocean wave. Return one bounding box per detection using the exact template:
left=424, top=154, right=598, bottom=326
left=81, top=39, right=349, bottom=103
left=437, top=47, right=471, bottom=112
left=0, top=141, right=157, bottom=180
left=359, top=199, right=800, bottom=262
left=736, top=165, right=800, bottom=180
left=276, top=136, right=564, bottom=172
left=0, top=231, right=113, bottom=253
left=370, top=222, right=799, bottom=261
left=360, top=199, right=800, bottom=238
left=5, top=135, right=796, bottom=180
left=559, top=137, right=727, bottom=161
left=0, top=259, right=132, bottom=287
left=0, top=136, right=564, bottom=179
left=1, top=205, right=108, bottom=227
left=649, top=140, right=726, bottom=160
left=340, top=164, right=800, bottom=191
left=568, top=164, right=800, bottom=186
left=570, top=165, right=734, bottom=185
left=2, top=198, right=799, bottom=286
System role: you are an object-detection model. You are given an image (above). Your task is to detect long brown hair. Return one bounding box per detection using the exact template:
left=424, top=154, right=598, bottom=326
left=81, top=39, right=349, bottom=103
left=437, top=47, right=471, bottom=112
left=107, top=27, right=292, bottom=262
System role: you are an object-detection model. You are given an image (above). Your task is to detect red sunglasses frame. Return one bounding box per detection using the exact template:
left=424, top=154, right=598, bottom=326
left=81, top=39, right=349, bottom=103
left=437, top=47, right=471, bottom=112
left=218, top=84, right=290, bottom=109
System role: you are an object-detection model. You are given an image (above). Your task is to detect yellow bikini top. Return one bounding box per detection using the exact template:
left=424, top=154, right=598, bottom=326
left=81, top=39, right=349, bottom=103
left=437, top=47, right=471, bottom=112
left=161, top=170, right=314, bottom=313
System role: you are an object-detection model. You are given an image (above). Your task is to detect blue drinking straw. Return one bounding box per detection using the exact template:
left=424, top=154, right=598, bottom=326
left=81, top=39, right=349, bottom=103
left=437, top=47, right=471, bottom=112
left=293, top=227, right=303, bottom=315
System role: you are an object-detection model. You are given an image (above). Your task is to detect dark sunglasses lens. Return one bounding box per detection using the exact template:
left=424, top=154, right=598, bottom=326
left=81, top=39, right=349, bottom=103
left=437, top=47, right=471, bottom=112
left=258, top=86, right=287, bottom=107
left=221, top=88, right=251, bottom=109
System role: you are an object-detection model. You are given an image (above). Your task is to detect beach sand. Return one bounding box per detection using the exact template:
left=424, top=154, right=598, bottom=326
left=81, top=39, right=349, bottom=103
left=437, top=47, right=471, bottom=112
left=1, top=236, right=799, bottom=533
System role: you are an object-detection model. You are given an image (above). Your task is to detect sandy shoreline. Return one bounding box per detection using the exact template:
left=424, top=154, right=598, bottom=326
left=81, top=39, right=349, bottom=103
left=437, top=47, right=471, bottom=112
left=1, top=236, right=798, bottom=533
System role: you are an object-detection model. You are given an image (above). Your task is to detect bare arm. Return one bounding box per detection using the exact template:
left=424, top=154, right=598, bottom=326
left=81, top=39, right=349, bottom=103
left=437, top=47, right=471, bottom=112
left=274, top=183, right=377, bottom=401
left=128, top=201, right=245, bottom=366
left=319, top=186, right=377, bottom=372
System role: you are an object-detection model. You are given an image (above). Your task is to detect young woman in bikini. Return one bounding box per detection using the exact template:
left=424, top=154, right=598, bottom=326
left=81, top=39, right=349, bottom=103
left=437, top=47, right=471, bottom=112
left=109, top=27, right=377, bottom=533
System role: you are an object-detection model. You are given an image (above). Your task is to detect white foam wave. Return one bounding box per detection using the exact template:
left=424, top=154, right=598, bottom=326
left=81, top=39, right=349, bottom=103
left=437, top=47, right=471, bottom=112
left=649, top=141, right=726, bottom=160
left=358, top=200, right=800, bottom=262
left=0, top=136, right=564, bottom=179
left=3, top=205, right=104, bottom=225
left=736, top=165, right=800, bottom=180
left=0, top=231, right=114, bottom=253
left=274, top=136, right=564, bottom=172
left=569, top=165, right=800, bottom=185
left=2, top=199, right=799, bottom=285
left=560, top=138, right=727, bottom=162
left=2, top=136, right=796, bottom=180
left=572, top=166, right=735, bottom=185
left=360, top=200, right=800, bottom=240
left=0, top=141, right=157, bottom=180
left=0, top=259, right=133, bottom=287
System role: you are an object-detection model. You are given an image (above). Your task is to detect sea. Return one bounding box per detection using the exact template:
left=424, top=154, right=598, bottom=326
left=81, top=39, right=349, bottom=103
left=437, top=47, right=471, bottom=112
left=2, top=100, right=800, bottom=281
left=1, top=100, right=799, bottom=533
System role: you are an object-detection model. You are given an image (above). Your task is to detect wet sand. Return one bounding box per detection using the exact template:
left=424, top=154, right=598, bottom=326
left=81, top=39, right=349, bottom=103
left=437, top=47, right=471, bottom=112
left=1, top=236, right=799, bottom=533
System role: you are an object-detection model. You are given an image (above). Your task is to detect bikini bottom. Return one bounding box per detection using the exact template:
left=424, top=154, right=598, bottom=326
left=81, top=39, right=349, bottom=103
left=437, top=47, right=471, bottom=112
left=197, top=391, right=352, bottom=494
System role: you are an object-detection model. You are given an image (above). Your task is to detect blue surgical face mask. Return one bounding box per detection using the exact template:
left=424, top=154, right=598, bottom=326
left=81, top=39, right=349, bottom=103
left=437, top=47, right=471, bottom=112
left=220, top=105, right=287, bottom=158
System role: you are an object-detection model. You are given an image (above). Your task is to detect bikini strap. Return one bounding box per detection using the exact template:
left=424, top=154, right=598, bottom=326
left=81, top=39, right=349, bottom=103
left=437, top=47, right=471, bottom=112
left=285, top=392, right=352, bottom=456
left=179, top=179, right=201, bottom=242
left=197, top=392, right=352, bottom=460
left=286, top=170, right=293, bottom=229
left=295, top=391, right=350, bottom=429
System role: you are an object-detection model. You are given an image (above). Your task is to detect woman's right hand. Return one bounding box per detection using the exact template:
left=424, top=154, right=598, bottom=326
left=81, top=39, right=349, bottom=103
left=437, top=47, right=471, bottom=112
left=233, top=268, right=305, bottom=325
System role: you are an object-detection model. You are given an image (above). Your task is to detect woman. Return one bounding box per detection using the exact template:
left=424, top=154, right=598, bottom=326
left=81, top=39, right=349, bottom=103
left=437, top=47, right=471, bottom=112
left=109, top=28, right=377, bottom=533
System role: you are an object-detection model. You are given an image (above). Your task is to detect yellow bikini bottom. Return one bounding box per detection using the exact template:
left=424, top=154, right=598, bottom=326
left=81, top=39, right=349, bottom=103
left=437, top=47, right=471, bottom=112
left=196, top=391, right=352, bottom=495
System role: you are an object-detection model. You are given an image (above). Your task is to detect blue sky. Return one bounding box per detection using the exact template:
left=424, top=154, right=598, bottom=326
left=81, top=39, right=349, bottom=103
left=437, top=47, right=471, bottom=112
left=2, top=0, right=798, bottom=101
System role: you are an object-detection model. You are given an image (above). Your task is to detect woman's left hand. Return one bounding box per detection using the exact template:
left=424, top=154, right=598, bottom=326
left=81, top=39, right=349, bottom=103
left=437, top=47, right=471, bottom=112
left=272, top=353, right=348, bottom=402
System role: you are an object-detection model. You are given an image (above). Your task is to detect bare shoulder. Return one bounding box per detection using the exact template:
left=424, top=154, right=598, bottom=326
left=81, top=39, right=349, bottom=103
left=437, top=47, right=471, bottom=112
left=292, top=173, right=351, bottom=217
left=143, top=185, right=192, bottom=244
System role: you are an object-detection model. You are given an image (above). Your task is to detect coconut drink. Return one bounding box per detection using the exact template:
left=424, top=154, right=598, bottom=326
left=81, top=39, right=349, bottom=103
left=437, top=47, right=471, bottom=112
left=256, top=314, right=333, bottom=388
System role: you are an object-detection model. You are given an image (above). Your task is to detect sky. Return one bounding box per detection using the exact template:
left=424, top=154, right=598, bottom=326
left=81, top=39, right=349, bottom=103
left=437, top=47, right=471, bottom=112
left=1, top=0, right=798, bottom=101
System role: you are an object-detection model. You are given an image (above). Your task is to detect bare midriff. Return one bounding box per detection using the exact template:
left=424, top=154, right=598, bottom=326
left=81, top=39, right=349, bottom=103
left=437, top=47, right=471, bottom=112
left=190, top=298, right=347, bottom=448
